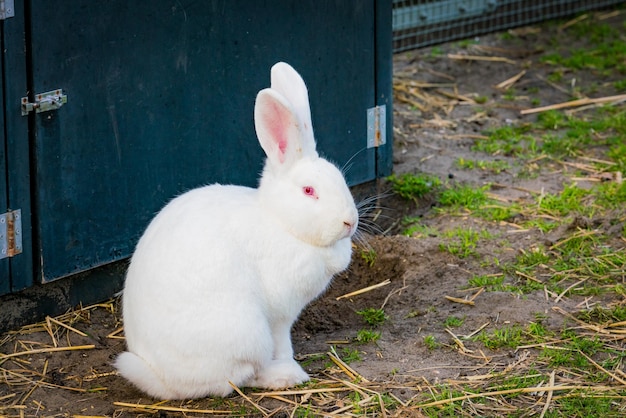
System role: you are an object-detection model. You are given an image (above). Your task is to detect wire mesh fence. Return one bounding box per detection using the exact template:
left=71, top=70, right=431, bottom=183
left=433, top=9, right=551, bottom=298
left=393, top=0, right=625, bottom=52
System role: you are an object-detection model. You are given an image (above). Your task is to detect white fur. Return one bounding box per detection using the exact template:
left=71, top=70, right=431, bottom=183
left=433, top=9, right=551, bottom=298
left=115, top=62, right=358, bottom=400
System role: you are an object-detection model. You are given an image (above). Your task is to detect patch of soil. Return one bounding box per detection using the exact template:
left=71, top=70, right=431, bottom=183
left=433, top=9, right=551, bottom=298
left=2, top=9, right=626, bottom=416
left=293, top=228, right=578, bottom=385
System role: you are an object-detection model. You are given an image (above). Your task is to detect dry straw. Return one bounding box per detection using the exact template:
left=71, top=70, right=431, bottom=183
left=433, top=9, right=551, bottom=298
left=2, top=298, right=626, bottom=416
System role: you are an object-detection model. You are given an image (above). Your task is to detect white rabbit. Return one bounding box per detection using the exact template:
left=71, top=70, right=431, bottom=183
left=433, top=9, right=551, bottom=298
left=115, top=62, right=359, bottom=400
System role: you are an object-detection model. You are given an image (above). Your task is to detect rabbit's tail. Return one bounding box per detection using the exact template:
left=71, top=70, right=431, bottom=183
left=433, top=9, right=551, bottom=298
left=115, top=351, right=179, bottom=399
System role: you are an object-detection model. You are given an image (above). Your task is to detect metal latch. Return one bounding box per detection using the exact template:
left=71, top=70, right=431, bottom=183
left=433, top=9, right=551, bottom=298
left=21, top=89, right=67, bottom=116
left=0, top=0, right=14, bottom=20
left=367, top=105, right=386, bottom=148
left=0, top=210, right=22, bottom=260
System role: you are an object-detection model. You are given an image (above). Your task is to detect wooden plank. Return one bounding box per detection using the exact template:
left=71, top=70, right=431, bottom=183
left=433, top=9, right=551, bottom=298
left=375, top=0, right=394, bottom=179
left=3, top=0, right=34, bottom=294
left=0, top=23, right=8, bottom=294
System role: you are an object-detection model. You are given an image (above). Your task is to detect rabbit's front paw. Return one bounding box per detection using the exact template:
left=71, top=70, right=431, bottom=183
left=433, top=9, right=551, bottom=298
left=251, top=359, right=309, bottom=389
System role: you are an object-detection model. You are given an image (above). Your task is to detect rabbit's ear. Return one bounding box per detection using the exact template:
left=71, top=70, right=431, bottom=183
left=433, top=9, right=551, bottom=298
left=270, top=62, right=316, bottom=155
left=255, top=88, right=318, bottom=169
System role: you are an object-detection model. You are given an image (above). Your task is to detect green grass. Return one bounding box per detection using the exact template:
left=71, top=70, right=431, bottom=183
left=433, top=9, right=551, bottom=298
left=607, top=142, right=626, bottom=171
left=292, top=405, right=316, bottom=417
left=420, top=386, right=474, bottom=417
left=299, top=353, right=327, bottom=368
left=340, top=347, right=362, bottom=364
left=474, top=324, right=526, bottom=350
left=503, top=89, right=517, bottom=101
left=474, top=203, right=519, bottom=222
left=430, top=46, right=444, bottom=58
left=443, top=315, right=465, bottom=328
left=544, top=395, right=617, bottom=418
left=393, top=108, right=626, bottom=303
left=540, top=333, right=603, bottom=369
left=436, top=183, right=519, bottom=222
left=594, top=180, right=626, bottom=208
left=471, top=125, right=535, bottom=157
left=537, top=184, right=592, bottom=217
left=439, top=227, right=492, bottom=258
left=526, top=321, right=550, bottom=339
left=388, top=173, right=441, bottom=203
left=402, top=218, right=438, bottom=237
left=514, top=246, right=550, bottom=269
left=356, top=308, right=388, bottom=327
left=471, top=108, right=626, bottom=164
left=438, top=184, right=490, bottom=209
left=424, top=335, right=440, bottom=350
left=467, top=274, right=510, bottom=291
left=521, top=218, right=559, bottom=233
left=360, top=248, right=377, bottom=267
left=456, top=157, right=511, bottom=174
left=615, top=78, right=626, bottom=90
left=457, top=38, right=479, bottom=49
left=540, top=19, right=626, bottom=76
left=576, top=304, right=626, bottom=323
left=474, top=320, right=557, bottom=351
left=356, top=329, right=381, bottom=344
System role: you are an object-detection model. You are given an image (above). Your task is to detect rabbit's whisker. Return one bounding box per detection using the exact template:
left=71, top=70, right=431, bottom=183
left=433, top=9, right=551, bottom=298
left=340, top=147, right=368, bottom=175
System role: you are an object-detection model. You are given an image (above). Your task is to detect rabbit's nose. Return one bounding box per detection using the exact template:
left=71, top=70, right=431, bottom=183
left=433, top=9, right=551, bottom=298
left=343, top=220, right=357, bottom=237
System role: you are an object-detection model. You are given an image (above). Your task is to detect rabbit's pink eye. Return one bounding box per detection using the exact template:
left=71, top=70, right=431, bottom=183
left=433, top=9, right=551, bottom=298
left=303, top=186, right=317, bottom=198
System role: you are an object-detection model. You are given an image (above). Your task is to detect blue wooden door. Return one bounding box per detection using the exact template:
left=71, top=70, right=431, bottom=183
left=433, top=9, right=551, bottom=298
left=0, top=0, right=391, bottom=294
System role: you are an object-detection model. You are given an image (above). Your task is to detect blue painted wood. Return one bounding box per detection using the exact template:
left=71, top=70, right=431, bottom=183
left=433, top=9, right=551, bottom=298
left=1, top=0, right=34, bottom=295
left=376, top=0, right=394, bottom=178
left=25, top=0, right=390, bottom=283
left=0, top=26, right=8, bottom=294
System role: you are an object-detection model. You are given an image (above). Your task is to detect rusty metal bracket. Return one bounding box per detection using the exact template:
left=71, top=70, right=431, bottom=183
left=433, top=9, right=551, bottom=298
left=0, top=210, right=22, bottom=260
left=367, top=105, right=387, bottom=148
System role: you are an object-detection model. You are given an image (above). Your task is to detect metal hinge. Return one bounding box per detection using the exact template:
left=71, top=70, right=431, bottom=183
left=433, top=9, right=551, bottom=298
left=21, top=89, right=68, bottom=116
left=0, top=210, right=22, bottom=260
left=0, top=0, right=14, bottom=20
left=367, top=105, right=386, bottom=148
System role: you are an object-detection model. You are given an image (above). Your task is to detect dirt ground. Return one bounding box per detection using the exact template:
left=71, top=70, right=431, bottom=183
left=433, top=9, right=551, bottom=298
left=2, top=8, right=626, bottom=417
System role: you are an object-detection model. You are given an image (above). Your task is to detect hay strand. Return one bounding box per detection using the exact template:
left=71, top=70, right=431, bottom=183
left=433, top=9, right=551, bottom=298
left=328, top=346, right=370, bottom=383
left=521, top=94, right=626, bottom=115
left=495, top=70, right=527, bottom=90
left=336, top=279, right=391, bottom=300
left=578, top=351, right=626, bottom=386
left=113, top=401, right=232, bottom=414
left=539, top=370, right=556, bottom=418
left=106, top=327, right=125, bottom=340
left=46, top=315, right=88, bottom=337
left=253, top=386, right=348, bottom=397
left=447, top=53, right=517, bottom=64
left=229, top=381, right=269, bottom=417
left=0, top=345, right=95, bottom=360
left=445, top=295, right=475, bottom=306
